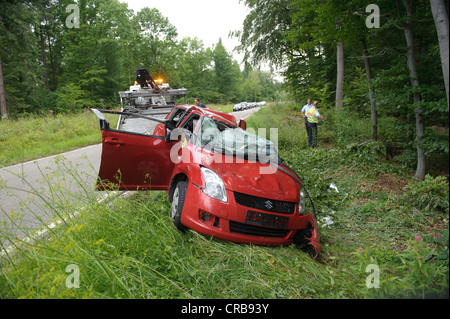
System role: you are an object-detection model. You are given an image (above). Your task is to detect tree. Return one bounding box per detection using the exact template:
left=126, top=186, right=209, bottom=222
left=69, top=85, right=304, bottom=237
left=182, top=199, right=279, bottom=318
left=174, top=37, right=215, bottom=100
left=0, top=56, right=7, bottom=120
left=361, top=37, right=377, bottom=141
left=402, top=0, right=426, bottom=180
left=212, top=39, right=240, bottom=103
left=132, top=7, right=178, bottom=80
left=233, top=0, right=292, bottom=67
left=242, top=70, right=261, bottom=102
left=0, top=0, right=46, bottom=115
left=365, top=0, right=432, bottom=180
left=56, top=0, right=134, bottom=108
left=235, top=0, right=447, bottom=179
left=430, top=0, right=449, bottom=110
left=335, top=42, right=345, bottom=108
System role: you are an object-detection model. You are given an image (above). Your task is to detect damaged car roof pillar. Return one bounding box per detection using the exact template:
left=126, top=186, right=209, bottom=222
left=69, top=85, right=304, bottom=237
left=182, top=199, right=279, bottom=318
left=90, top=108, right=175, bottom=131
left=91, top=108, right=110, bottom=130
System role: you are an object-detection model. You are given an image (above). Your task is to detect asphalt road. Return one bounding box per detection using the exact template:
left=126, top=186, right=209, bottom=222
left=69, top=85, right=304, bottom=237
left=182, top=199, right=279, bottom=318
left=0, top=144, right=102, bottom=245
left=0, top=107, right=260, bottom=246
left=231, top=107, right=259, bottom=122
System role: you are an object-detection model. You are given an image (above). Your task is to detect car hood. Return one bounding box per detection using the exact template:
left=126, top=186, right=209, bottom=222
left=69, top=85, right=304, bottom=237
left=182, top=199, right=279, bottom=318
left=201, top=155, right=300, bottom=203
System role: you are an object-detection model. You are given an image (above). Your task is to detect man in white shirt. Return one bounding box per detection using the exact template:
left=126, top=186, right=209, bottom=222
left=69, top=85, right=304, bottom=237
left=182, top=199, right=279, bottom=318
left=301, top=98, right=313, bottom=120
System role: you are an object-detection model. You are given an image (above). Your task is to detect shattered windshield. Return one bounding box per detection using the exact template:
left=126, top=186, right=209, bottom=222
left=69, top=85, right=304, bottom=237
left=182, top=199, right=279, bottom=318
left=198, top=117, right=278, bottom=163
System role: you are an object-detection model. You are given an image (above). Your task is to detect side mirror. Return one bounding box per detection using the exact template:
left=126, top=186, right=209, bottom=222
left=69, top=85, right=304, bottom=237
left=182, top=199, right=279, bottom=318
left=164, top=127, right=171, bottom=142
left=238, top=119, right=247, bottom=130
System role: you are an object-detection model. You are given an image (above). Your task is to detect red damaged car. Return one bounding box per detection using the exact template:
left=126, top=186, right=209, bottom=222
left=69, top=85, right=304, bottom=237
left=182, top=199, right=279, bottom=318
left=91, top=105, right=321, bottom=257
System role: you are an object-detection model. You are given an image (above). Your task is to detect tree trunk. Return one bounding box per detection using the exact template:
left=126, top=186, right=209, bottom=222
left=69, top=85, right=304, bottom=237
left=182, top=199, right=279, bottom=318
left=430, top=0, right=449, bottom=110
left=39, top=24, right=49, bottom=90
left=402, top=0, right=426, bottom=180
left=0, top=55, right=7, bottom=120
left=361, top=37, right=377, bottom=141
left=335, top=42, right=344, bottom=108
left=47, top=32, right=56, bottom=90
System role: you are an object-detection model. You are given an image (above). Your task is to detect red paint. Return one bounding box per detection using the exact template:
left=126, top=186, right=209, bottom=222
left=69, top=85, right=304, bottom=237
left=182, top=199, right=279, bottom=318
left=92, top=105, right=321, bottom=253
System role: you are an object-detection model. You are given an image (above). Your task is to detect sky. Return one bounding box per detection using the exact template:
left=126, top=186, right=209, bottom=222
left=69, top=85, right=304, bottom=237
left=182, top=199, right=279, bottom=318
left=122, top=0, right=249, bottom=64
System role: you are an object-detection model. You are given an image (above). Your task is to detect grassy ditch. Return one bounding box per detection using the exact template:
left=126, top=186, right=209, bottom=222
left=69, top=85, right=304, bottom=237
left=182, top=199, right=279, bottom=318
left=0, top=103, right=448, bottom=299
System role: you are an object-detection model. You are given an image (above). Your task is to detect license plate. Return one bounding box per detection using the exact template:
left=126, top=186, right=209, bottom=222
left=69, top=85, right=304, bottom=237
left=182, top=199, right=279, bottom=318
left=245, top=210, right=289, bottom=229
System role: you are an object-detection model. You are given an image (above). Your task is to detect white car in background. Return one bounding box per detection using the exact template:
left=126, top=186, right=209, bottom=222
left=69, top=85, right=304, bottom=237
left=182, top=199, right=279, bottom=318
left=233, top=103, right=242, bottom=111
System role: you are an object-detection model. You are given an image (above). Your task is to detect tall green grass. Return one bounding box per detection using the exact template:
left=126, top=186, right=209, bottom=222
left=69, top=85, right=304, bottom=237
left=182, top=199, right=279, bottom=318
left=0, top=103, right=448, bottom=299
left=0, top=110, right=118, bottom=168
left=206, top=103, right=235, bottom=114
left=0, top=156, right=363, bottom=299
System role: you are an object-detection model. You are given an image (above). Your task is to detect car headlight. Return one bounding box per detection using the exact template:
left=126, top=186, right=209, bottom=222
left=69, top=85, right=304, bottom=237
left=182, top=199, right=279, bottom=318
left=200, top=166, right=228, bottom=203
left=299, top=186, right=306, bottom=215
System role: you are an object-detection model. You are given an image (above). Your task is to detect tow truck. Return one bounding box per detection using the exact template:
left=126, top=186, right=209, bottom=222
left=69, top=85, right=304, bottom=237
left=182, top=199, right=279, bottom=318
left=117, top=68, right=188, bottom=134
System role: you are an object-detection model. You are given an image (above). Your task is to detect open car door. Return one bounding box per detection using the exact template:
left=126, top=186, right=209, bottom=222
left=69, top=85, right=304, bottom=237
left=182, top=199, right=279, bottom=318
left=91, top=109, right=175, bottom=191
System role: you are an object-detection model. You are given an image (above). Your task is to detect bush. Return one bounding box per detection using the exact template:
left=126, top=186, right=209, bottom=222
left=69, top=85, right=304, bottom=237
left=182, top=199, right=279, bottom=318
left=55, top=83, right=92, bottom=112
left=354, top=236, right=449, bottom=298
left=401, top=175, right=449, bottom=214
left=322, top=108, right=371, bottom=147
left=345, top=141, right=387, bottom=164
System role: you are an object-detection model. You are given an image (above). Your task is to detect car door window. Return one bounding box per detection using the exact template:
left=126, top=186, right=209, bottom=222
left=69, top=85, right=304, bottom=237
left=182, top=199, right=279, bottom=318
left=180, top=114, right=200, bottom=133
left=168, top=108, right=185, bottom=127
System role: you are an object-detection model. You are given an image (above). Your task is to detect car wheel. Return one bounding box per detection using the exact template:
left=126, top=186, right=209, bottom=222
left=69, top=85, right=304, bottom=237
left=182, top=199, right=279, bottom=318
left=170, top=181, right=188, bottom=231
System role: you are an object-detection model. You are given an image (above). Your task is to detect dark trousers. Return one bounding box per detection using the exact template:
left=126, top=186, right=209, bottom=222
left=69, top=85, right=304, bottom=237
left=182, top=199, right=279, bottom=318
left=306, top=121, right=318, bottom=148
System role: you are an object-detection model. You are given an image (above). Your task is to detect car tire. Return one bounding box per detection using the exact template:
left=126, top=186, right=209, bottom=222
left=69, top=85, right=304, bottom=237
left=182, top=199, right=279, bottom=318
left=170, top=181, right=188, bottom=231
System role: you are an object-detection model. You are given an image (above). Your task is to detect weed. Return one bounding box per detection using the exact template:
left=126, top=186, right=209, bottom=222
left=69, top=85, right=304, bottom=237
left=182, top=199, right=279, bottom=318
left=401, top=175, right=449, bottom=214
left=354, top=235, right=449, bottom=298
left=0, top=110, right=118, bottom=167
left=0, top=103, right=448, bottom=299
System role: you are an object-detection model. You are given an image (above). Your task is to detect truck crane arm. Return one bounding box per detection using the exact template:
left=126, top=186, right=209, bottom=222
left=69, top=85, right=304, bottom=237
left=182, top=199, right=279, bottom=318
left=134, top=68, right=161, bottom=93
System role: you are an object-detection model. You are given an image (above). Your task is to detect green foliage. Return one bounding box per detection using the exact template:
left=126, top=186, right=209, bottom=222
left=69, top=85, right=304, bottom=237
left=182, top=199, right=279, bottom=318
left=211, top=39, right=242, bottom=103
left=0, top=0, right=282, bottom=117
left=233, top=0, right=292, bottom=66
left=423, top=128, right=450, bottom=157
left=235, top=0, right=449, bottom=182
left=1, top=103, right=448, bottom=299
left=55, top=83, right=90, bottom=112
left=346, top=141, right=386, bottom=164
left=354, top=237, right=449, bottom=298
left=401, top=175, right=449, bottom=214
left=0, top=110, right=118, bottom=167
left=428, top=229, right=449, bottom=267
left=322, top=108, right=371, bottom=147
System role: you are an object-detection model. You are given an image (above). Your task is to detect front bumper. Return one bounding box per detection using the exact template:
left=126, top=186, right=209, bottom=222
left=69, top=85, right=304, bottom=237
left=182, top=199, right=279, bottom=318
left=180, top=181, right=321, bottom=251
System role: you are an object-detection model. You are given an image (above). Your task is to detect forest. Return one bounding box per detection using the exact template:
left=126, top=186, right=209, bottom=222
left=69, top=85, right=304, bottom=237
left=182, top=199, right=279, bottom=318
left=233, top=0, right=449, bottom=181
left=0, top=0, right=284, bottom=117
left=0, top=0, right=449, bottom=181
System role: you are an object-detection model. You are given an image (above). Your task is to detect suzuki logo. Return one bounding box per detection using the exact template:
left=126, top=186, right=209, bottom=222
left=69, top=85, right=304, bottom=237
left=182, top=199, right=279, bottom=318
left=264, top=200, right=273, bottom=210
